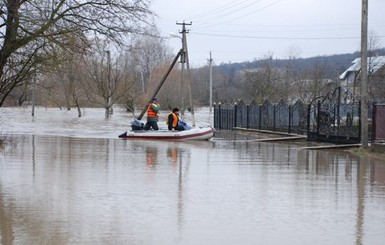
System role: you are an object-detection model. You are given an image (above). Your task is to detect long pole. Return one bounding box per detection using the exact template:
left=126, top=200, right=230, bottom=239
left=180, top=51, right=185, bottom=115
left=137, top=49, right=183, bottom=120
left=360, top=0, right=368, bottom=148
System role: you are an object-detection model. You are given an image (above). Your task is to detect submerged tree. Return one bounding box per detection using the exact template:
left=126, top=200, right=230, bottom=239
left=0, top=0, right=153, bottom=107
left=83, top=40, right=139, bottom=117
left=240, top=54, right=281, bottom=104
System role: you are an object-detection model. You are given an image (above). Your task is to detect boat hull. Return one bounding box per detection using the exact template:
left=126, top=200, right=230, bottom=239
left=118, top=126, right=215, bottom=141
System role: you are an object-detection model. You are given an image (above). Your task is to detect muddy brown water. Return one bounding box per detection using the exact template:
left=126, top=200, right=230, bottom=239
left=1, top=107, right=385, bottom=245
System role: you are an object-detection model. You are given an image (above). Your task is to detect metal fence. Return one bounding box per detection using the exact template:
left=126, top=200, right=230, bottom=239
left=213, top=86, right=378, bottom=144
left=307, top=87, right=361, bottom=144
left=214, top=98, right=308, bottom=135
left=214, top=102, right=235, bottom=130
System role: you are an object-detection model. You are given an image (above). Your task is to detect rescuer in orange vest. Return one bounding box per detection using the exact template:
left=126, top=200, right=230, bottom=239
left=167, top=107, right=185, bottom=131
left=144, top=98, right=160, bottom=130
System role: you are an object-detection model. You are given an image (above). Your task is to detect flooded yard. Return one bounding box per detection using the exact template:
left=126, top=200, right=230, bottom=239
left=1, top=107, right=385, bottom=245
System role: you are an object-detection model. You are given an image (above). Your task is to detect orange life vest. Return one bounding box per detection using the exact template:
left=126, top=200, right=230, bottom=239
left=147, top=103, right=158, bottom=118
left=166, top=112, right=179, bottom=128
left=170, top=112, right=179, bottom=127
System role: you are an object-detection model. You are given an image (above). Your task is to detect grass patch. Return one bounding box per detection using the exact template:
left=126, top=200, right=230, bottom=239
left=348, top=145, right=385, bottom=161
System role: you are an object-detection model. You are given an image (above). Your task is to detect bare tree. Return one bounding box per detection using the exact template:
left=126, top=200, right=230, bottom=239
left=368, top=31, right=382, bottom=57
left=0, top=0, right=153, bottom=107
left=282, top=46, right=301, bottom=101
left=129, top=28, right=173, bottom=94
left=367, top=31, right=384, bottom=100
left=304, top=57, right=331, bottom=103
left=117, top=51, right=144, bottom=113
left=153, top=65, right=182, bottom=110
left=83, top=40, right=138, bottom=116
left=190, top=66, right=211, bottom=106
left=240, top=54, right=281, bottom=104
left=56, top=53, right=88, bottom=116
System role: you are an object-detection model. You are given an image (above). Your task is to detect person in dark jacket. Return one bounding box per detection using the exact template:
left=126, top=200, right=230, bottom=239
left=167, top=107, right=185, bottom=131
left=144, top=98, right=160, bottom=130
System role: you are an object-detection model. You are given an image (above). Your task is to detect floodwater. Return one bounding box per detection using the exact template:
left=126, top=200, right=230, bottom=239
left=1, top=107, right=385, bottom=245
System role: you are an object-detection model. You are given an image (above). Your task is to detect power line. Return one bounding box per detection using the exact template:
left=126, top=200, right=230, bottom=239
left=199, top=25, right=360, bottom=35
left=220, top=0, right=283, bottom=24
left=194, top=0, right=263, bottom=23
left=187, top=0, right=253, bottom=20
left=195, top=0, right=283, bottom=30
left=191, top=31, right=380, bottom=40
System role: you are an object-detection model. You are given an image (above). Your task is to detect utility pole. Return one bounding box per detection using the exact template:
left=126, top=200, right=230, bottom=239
left=177, top=21, right=195, bottom=126
left=106, top=50, right=111, bottom=116
left=179, top=35, right=185, bottom=115
left=208, top=51, right=213, bottom=113
left=31, top=73, right=36, bottom=117
left=360, top=0, right=369, bottom=148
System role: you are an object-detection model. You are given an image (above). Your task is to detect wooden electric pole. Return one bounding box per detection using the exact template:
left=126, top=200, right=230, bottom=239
left=177, top=21, right=196, bottom=127
left=360, top=0, right=369, bottom=148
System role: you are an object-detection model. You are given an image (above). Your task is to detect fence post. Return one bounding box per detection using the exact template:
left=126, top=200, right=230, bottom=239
left=307, top=103, right=311, bottom=138
left=210, top=102, right=218, bottom=128
left=258, top=104, right=262, bottom=130
left=273, top=104, right=276, bottom=132
left=288, top=105, right=292, bottom=134
left=316, top=101, right=321, bottom=135
left=247, top=104, right=250, bottom=129
left=234, top=102, right=238, bottom=129
left=336, top=87, right=341, bottom=143
left=218, top=103, right=222, bottom=130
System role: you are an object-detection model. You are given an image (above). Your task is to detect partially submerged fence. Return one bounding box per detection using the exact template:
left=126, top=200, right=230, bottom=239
left=213, top=87, right=380, bottom=144
left=214, top=98, right=307, bottom=135
left=307, top=87, right=361, bottom=144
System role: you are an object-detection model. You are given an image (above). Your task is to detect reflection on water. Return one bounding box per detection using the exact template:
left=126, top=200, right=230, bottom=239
left=1, top=107, right=385, bottom=245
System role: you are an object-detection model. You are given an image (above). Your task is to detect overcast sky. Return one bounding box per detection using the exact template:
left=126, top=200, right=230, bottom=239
left=151, top=0, right=385, bottom=67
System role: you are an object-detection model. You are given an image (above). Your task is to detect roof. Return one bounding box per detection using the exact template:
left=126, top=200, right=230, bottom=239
left=339, top=56, right=385, bottom=80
